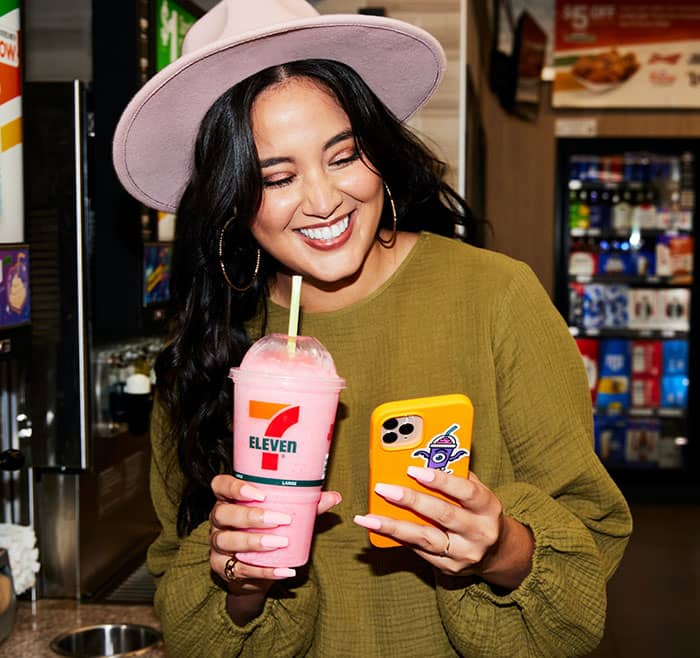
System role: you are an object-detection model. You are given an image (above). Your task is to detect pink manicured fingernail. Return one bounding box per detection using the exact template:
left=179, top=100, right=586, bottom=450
left=262, top=511, right=292, bottom=526
left=374, top=483, right=404, bottom=501
left=240, top=484, right=266, bottom=501
left=273, top=568, right=296, bottom=578
left=330, top=492, right=343, bottom=507
left=353, top=514, right=382, bottom=530
left=407, top=466, right=436, bottom=483
left=260, top=535, right=289, bottom=548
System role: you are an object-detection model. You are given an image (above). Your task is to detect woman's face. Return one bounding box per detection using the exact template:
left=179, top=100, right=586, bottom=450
left=249, top=76, right=385, bottom=290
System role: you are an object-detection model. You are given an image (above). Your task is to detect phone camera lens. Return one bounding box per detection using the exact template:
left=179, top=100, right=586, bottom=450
left=383, top=432, right=398, bottom=444
left=398, top=423, right=414, bottom=435
left=383, top=418, right=399, bottom=430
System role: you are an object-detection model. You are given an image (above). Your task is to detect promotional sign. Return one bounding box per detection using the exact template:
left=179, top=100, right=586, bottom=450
left=0, top=247, right=29, bottom=328
left=143, top=243, right=172, bottom=307
left=553, top=0, right=700, bottom=107
left=156, top=0, right=199, bottom=72
left=0, top=1, right=22, bottom=242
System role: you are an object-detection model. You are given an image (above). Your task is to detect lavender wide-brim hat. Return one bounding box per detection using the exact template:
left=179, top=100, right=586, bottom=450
left=112, top=0, right=446, bottom=212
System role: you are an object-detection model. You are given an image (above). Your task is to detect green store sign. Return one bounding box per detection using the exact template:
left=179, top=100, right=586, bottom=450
left=156, top=0, right=198, bottom=71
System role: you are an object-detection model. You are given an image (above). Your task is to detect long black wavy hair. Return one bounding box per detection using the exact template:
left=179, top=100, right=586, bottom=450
left=154, top=59, right=479, bottom=536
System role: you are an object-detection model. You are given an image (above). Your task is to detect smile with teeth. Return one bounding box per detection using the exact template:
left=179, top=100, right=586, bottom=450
left=298, top=215, right=350, bottom=241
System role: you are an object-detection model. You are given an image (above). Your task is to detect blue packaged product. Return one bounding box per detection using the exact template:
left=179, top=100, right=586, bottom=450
left=599, top=339, right=631, bottom=375
left=594, top=416, right=626, bottom=464
left=662, top=340, right=689, bottom=375
left=603, top=286, right=629, bottom=329
left=588, top=189, right=610, bottom=230
left=582, top=284, right=606, bottom=330
left=597, top=377, right=630, bottom=409
left=597, top=339, right=631, bottom=409
left=599, top=252, right=633, bottom=275
left=661, top=375, right=689, bottom=408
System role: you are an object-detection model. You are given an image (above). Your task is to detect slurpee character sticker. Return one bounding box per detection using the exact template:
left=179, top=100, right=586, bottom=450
left=368, top=394, right=473, bottom=548
left=412, top=425, right=468, bottom=473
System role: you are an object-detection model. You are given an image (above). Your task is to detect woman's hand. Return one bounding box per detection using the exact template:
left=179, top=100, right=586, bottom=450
left=353, top=468, right=534, bottom=590
left=209, top=474, right=342, bottom=589
left=210, top=474, right=341, bottom=625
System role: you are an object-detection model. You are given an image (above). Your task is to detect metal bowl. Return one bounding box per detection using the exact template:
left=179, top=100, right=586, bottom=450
left=50, top=623, right=162, bottom=657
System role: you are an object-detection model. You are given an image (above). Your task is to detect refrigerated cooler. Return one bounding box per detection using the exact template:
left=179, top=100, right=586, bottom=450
left=555, top=138, right=698, bottom=501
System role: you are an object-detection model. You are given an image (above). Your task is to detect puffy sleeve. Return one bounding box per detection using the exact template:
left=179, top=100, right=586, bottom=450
left=436, top=262, right=632, bottom=657
left=146, top=397, right=320, bottom=658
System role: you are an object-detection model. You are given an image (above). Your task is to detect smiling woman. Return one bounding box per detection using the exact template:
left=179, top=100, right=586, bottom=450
left=111, top=1, right=632, bottom=657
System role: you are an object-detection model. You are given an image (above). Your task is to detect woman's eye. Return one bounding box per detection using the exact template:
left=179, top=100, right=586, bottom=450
left=263, top=176, right=294, bottom=188
left=331, top=151, right=360, bottom=167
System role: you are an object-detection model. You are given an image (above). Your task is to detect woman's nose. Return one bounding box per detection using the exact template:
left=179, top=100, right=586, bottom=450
left=301, top=174, right=342, bottom=219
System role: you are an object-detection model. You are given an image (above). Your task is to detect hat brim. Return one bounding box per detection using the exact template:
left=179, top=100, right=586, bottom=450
left=112, top=15, right=446, bottom=212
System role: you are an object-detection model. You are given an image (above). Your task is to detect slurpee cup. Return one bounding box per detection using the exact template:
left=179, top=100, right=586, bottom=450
left=229, top=333, right=345, bottom=567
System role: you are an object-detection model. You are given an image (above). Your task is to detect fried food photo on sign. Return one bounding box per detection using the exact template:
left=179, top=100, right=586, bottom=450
left=572, top=49, right=640, bottom=89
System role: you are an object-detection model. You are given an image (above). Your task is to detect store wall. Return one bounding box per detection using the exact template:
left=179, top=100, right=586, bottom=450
left=318, top=0, right=462, bottom=189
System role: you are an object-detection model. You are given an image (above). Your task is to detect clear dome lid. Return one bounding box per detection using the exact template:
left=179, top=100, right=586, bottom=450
left=230, top=334, right=344, bottom=386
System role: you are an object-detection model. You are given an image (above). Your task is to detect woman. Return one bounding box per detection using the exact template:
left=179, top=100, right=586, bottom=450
left=113, top=1, right=632, bottom=656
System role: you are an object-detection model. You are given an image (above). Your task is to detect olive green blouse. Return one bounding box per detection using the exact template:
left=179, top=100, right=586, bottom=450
left=147, top=232, right=632, bottom=657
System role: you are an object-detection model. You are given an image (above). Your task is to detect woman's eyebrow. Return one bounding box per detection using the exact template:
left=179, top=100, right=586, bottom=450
left=258, top=130, right=354, bottom=169
left=259, top=155, right=291, bottom=168
left=324, top=129, right=354, bottom=151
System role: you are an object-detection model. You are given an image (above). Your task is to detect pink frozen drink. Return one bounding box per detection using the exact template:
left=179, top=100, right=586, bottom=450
left=229, top=333, right=345, bottom=567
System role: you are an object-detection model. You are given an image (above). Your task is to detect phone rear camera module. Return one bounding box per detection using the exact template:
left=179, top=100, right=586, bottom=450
left=379, top=414, right=423, bottom=449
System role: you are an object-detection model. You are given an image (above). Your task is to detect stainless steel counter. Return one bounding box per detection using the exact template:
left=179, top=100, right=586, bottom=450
left=1, top=599, right=167, bottom=657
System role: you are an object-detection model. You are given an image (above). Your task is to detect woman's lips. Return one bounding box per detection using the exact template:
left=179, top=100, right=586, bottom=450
left=296, top=213, right=352, bottom=250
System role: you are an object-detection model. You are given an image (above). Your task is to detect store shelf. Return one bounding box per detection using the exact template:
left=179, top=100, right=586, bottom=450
left=570, top=227, right=692, bottom=238
left=602, top=461, right=683, bottom=471
left=568, top=273, right=692, bottom=286
left=595, top=406, right=686, bottom=419
left=569, top=327, right=689, bottom=339
left=568, top=179, right=646, bottom=191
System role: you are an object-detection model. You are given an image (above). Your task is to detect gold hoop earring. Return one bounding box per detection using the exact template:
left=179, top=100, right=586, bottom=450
left=218, top=217, right=261, bottom=292
left=377, top=182, right=397, bottom=248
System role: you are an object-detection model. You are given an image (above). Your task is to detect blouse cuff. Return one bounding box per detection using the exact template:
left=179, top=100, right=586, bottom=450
left=435, top=482, right=606, bottom=656
left=159, top=521, right=320, bottom=655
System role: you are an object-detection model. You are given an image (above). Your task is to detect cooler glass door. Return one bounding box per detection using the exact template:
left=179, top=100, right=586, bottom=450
left=555, top=138, right=698, bottom=499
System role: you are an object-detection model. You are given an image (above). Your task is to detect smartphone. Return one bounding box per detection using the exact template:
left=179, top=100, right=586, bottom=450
left=368, top=393, right=474, bottom=548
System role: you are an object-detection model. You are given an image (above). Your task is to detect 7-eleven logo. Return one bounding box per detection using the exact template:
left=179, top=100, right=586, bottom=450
left=249, top=400, right=300, bottom=471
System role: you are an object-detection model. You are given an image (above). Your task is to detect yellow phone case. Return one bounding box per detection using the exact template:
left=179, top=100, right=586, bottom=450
left=368, top=393, right=474, bottom=548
